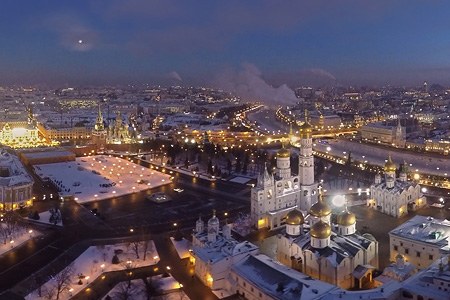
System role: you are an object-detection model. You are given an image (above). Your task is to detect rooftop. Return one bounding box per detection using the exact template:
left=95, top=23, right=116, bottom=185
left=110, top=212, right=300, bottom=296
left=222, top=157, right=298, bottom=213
left=389, top=215, right=450, bottom=250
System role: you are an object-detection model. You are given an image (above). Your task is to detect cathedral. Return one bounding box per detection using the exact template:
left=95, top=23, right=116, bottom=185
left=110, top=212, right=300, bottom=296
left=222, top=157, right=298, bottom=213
left=107, top=111, right=132, bottom=144
left=276, top=195, right=379, bottom=289
left=368, top=156, right=424, bottom=218
left=251, top=117, right=319, bottom=229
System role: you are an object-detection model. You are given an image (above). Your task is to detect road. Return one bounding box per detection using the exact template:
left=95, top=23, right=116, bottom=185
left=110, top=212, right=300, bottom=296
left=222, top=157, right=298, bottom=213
left=1, top=158, right=251, bottom=299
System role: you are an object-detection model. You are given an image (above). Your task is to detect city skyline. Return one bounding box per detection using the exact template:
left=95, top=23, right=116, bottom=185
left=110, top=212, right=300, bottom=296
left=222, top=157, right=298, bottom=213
left=2, top=1, right=450, bottom=87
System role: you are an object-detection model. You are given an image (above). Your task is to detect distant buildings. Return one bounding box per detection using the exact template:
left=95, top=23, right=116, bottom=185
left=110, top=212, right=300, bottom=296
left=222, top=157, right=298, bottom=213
left=389, top=215, right=450, bottom=270
left=360, top=120, right=406, bottom=148
left=368, top=156, right=425, bottom=218
left=0, top=150, right=34, bottom=211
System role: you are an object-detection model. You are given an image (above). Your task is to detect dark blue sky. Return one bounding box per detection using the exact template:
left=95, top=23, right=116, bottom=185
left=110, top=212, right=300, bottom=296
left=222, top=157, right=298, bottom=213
left=1, top=0, right=450, bottom=87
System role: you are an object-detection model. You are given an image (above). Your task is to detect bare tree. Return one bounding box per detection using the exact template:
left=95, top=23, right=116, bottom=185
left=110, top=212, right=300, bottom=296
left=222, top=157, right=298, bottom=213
left=129, top=241, right=141, bottom=259
left=142, top=240, right=154, bottom=261
left=112, top=281, right=140, bottom=300
left=53, top=263, right=75, bottom=300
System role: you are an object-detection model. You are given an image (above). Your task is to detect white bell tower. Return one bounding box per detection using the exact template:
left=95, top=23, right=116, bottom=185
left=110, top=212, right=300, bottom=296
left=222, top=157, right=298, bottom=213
left=298, top=110, right=317, bottom=211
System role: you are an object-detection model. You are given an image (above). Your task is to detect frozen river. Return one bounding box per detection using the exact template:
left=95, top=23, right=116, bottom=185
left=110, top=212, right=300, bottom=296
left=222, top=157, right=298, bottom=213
left=314, top=139, right=449, bottom=177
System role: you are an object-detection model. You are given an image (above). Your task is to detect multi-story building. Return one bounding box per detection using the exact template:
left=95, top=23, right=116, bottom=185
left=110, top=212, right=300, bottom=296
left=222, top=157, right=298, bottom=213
left=276, top=200, right=379, bottom=289
left=368, top=156, right=425, bottom=218
left=360, top=121, right=405, bottom=147
left=251, top=117, right=319, bottom=229
left=389, top=215, right=450, bottom=270
left=0, top=150, right=34, bottom=210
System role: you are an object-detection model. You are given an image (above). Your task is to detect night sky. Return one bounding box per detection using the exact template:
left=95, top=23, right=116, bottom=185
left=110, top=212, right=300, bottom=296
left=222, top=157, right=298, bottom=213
left=1, top=0, right=450, bottom=86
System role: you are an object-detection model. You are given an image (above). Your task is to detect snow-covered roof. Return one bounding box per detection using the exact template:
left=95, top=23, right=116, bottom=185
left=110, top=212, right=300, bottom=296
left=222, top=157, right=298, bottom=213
left=193, top=232, right=258, bottom=264
left=289, top=230, right=376, bottom=267
left=389, top=215, right=450, bottom=249
left=231, top=254, right=339, bottom=300
left=372, top=178, right=418, bottom=194
left=400, top=256, right=450, bottom=300
left=0, top=150, right=33, bottom=187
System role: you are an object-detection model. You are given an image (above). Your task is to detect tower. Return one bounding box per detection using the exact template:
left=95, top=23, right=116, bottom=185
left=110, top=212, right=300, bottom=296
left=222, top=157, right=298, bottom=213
left=251, top=163, right=273, bottom=229
left=207, top=210, right=220, bottom=242
left=91, top=104, right=107, bottom=151
left=384, top=155, right=397, bottom=189
left=394, top=118, right=405, bottom=148
left=298, top=109, right=317, bottom=211
left=276, top=145, right=291, bottom=179
left=399, top=160, right=408, bottom=182
left=195, top=215, right=204, bottom=234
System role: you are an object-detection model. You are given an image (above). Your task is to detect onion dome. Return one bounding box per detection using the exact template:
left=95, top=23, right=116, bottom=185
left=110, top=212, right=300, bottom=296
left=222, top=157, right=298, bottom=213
left=277, top=147, right=290, bottom=158
left=384, top=155, right=397, bottom=172
left=337, top=209, right=356, bottom=226
left=310, top=220, right=331, bottom=239
left=310, top=192, right=331, bottom=217
left=207, top=210, right=219, bottom=226
left=286, top=209, right=305, bottom=225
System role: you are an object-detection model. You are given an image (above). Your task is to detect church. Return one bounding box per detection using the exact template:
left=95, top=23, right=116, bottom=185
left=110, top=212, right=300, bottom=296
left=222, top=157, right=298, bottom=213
left=276, top=194, right=379, bottom=289
left=368, top=156, right=425, bottom=218
left=251, top=117, right=319, bottom=229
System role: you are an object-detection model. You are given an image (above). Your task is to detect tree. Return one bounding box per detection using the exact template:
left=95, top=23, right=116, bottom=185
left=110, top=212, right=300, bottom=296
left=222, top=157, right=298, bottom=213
left=129, top=241, right=141, bottom=259
left=112, top=281, right=140, bottom=300
left=227, top=158, right=232, bottom=173
left=52, top=263, right=75, bottom=300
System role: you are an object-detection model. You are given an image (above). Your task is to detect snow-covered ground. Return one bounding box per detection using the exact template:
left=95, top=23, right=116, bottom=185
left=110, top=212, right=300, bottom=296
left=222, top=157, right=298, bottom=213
left=314, top=139, right=449, bottom=177
left=27, top=210, right=63, bottom=227
left=34, top=155, right=171, bottom=203
left=103, top=274, right=189, bottom=300
left=25, top=240, right=159, bottom=300
left=229, top=176, right=252, bottom=184
left=0, top=225, right=39, bottom=256
left=170, top=237, right=192, bottom=259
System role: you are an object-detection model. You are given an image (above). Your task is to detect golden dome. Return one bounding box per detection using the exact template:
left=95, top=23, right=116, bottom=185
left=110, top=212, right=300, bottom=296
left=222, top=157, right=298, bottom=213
left=277, top=147, right=290, bottom=158
left=285, top=209, right=305, bottom=225
left=310, top=194, right=331, bottom=217
left=299, top=121, right=312, bottom=132
left=310, top=220, right=331, bottom=239
left=337, top=209, right=356, bottom=226
left=384, top=155, right=397, bottom=172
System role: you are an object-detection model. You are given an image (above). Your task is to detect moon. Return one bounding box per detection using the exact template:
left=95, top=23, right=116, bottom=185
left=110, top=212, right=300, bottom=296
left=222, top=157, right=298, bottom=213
left=78, top=40, right=83, bottom=44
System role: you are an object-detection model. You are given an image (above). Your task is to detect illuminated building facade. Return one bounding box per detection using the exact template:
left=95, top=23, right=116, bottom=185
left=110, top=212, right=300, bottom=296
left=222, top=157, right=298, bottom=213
left=251, top=114, right=319, bottom=229
left=276, top=201, right=379, bottom=289
left=368, top=156, right=424, bottom=218
left=0, top=150, right=34, bottom=211
left=0, top=107, right=58, bottom=149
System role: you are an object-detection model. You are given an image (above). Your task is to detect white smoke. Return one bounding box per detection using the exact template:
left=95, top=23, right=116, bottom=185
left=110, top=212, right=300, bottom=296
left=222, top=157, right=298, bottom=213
left=214, top=63, right=298, bottom=106
left=168, top=71, right=183, bottom=81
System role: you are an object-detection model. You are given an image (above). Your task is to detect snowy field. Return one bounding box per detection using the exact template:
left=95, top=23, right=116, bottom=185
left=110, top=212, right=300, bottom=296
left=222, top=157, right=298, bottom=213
left=314, top=139, right=450, bottom=177
left=34, top=155, right=171, bottom=203
left=170, top=237, right=192, bottom=259
left=229, top=176, right=252, bottom=184
left=25, top=240, right=159, bottom=300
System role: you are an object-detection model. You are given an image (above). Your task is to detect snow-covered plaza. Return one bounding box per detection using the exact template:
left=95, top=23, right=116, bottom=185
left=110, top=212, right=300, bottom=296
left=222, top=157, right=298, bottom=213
left=33, top=155, right=172, bottom=203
